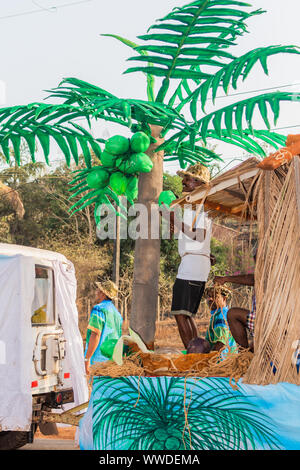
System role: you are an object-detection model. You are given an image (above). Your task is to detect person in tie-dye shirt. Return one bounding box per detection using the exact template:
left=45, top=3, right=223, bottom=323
left=84, top=280, right=123, bottom=375
left=205, top=286, right=238, bottom=359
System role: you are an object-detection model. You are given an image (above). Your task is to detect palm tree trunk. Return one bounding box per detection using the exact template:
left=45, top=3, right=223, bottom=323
left=130, top=125, right=164, bottom=349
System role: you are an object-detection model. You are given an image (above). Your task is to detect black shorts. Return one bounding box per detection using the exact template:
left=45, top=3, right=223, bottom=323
left=171, top=278, right=206, bottom=317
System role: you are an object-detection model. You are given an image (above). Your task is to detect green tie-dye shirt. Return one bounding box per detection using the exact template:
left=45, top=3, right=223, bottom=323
left=85, top=300, right=123, bottom=364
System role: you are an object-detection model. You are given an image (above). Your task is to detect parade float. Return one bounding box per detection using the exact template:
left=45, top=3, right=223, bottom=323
left=0, top=0, right=299, bottom=451
left=79, top=151, right=300, bottom=451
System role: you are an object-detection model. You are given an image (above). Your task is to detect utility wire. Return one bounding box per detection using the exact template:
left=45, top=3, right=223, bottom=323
left=0, top=0, right=92, bottom=20
left=173, top=81, right=300, bottom=106
left=201, top=81, right=300, bottom=101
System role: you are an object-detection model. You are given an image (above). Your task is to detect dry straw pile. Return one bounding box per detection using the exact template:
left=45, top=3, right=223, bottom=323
left=90, top=349, right=253, bottom=390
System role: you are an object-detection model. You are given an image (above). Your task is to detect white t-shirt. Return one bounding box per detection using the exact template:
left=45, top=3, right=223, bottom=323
left=177, top=208, right=212, bottom=282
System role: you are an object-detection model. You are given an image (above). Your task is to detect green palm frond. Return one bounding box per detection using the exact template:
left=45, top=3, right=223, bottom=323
left=67, top=168, right=128, bottom=217
left=203, top=129, right=287, bottom=157
left=196, top=91, right=300, bottom=140
left=164, top=140, right=223, bottom=168
left=101, top=34, right=155, bottom=102
left=125, top=0, right=264, bottom=102
left=158, top=91, right=300, bottom=158
left=49, top=78, right=187, bottom=130
left=0, top=78, right=189, bottom=167
left=183, top=45, right=300, bottom=116
left=0, top=103, right=103, bottom=167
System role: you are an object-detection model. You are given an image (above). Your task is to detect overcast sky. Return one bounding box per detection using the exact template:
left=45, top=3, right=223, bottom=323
left=1, top=0, right=300, bottom=173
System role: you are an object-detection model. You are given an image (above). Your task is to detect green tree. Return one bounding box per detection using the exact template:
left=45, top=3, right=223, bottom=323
left=0, top=1, right=299, bottom=345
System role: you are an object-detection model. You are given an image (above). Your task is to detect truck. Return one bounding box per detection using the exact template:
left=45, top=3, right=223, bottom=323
left=0, top=243, right=88, bottom=450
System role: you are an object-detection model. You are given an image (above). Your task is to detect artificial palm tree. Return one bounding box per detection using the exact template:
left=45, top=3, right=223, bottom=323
left=0, top=0, right=299, bottom=345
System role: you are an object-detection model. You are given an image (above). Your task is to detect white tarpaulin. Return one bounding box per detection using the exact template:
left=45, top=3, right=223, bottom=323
left=53, top=260, right=89, bottom=407
left=0, top=244, right=88, bottom=433
left=0, top=255, right=35, bottom=431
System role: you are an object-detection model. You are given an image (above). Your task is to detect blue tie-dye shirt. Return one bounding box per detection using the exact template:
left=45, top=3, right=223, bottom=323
left=85, top=300, right=123, bottom=364
left=205, top=306, right=238, bottom=359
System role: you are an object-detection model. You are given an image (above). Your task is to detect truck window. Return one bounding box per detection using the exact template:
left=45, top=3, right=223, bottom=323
left=31, top=266, right=55, bottom=325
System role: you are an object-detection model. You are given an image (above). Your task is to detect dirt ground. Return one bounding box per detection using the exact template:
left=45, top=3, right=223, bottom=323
left=154, top=318, right=208, bottom=350
left=35, top=426, right=76, bottom=440
left=36, top=319, right=209, bottom=441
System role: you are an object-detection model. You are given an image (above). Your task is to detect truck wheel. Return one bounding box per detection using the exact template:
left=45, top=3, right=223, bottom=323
left=0, top=431, right=29, bottom=450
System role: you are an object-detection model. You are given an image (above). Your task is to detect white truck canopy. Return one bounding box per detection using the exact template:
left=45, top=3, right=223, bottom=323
left=0, top=244, right=88, bottom=431
left=0, top=243, right=69, bottom=264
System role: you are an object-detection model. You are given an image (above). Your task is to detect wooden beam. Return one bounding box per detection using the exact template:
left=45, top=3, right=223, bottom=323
left=185, top=168, right=260, bottom=204
left=222, top=188, right=246, bottom=201
left=231, top=203, right=247, bottom=214
left=203, top=200, right=255, bottom=220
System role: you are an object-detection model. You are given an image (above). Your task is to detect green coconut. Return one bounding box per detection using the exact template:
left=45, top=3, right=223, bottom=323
left=115, top=156, right=130, bottom=173
left=100, top=150, right=117, bottom=168
left=153, top=428, right=169, bottom=442
left=105, top=135, right=130, bottom=155
left=125, top=176, right=139, bottom=201
left=164, top=437, right=182, bottom=450
left=109, top=172, right=128, bottom=195
left=86, top=168, right=110, bottom=189
left=158, top=190, right=176, bottom=207
left=130, top=131, right=151, bottom=153
left=126, top=153, right=153, bottom=174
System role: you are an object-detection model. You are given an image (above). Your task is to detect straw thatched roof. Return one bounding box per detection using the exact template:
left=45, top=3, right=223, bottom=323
left=171, top=157, right=260, bottom=220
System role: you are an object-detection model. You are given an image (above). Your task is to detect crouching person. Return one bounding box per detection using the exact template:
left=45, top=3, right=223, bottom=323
left=204, top=286, right=238, bottom=359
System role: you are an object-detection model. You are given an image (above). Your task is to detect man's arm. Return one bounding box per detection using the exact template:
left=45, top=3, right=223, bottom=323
left=85, top=331, right=100, bottom=375
left=85, top=306, right=105, bottom=374
left=214, top=273, right=255, bottom=286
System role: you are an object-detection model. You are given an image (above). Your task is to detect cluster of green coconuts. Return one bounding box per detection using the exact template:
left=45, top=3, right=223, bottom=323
left=151, top=427, right=185, bottom=450
left=86, top=131, right=153, bottom=202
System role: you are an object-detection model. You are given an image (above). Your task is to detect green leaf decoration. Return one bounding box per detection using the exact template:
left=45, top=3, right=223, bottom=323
left=162, top=139, right=223, bottom=167
left=0, top=137, right=10, bottom=163
left=188, top=45, right=300, bottom=113
left=0, top=101, right=110, bottom=166
left=0, top=0, right=300, bottom=224
left=194, top=91, right=300, bottom=143
left=125, top=0, right=265, bottom=102
left=202, top=128, right=288, bottom=157
left=101, top=34, right=155, bottom=102
left=36, top=129, right=50, bottom=164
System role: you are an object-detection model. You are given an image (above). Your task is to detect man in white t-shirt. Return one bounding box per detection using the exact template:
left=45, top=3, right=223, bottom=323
left=161, top=163, right=213, bottom=349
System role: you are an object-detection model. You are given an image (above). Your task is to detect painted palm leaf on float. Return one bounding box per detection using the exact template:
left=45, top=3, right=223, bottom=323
left=91, top=376, right=281, bottom=450
left=0, top=0, right=299, bottom=217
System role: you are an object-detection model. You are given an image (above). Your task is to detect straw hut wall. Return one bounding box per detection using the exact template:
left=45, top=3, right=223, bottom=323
left=243, top=157, right=300, bottom=385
